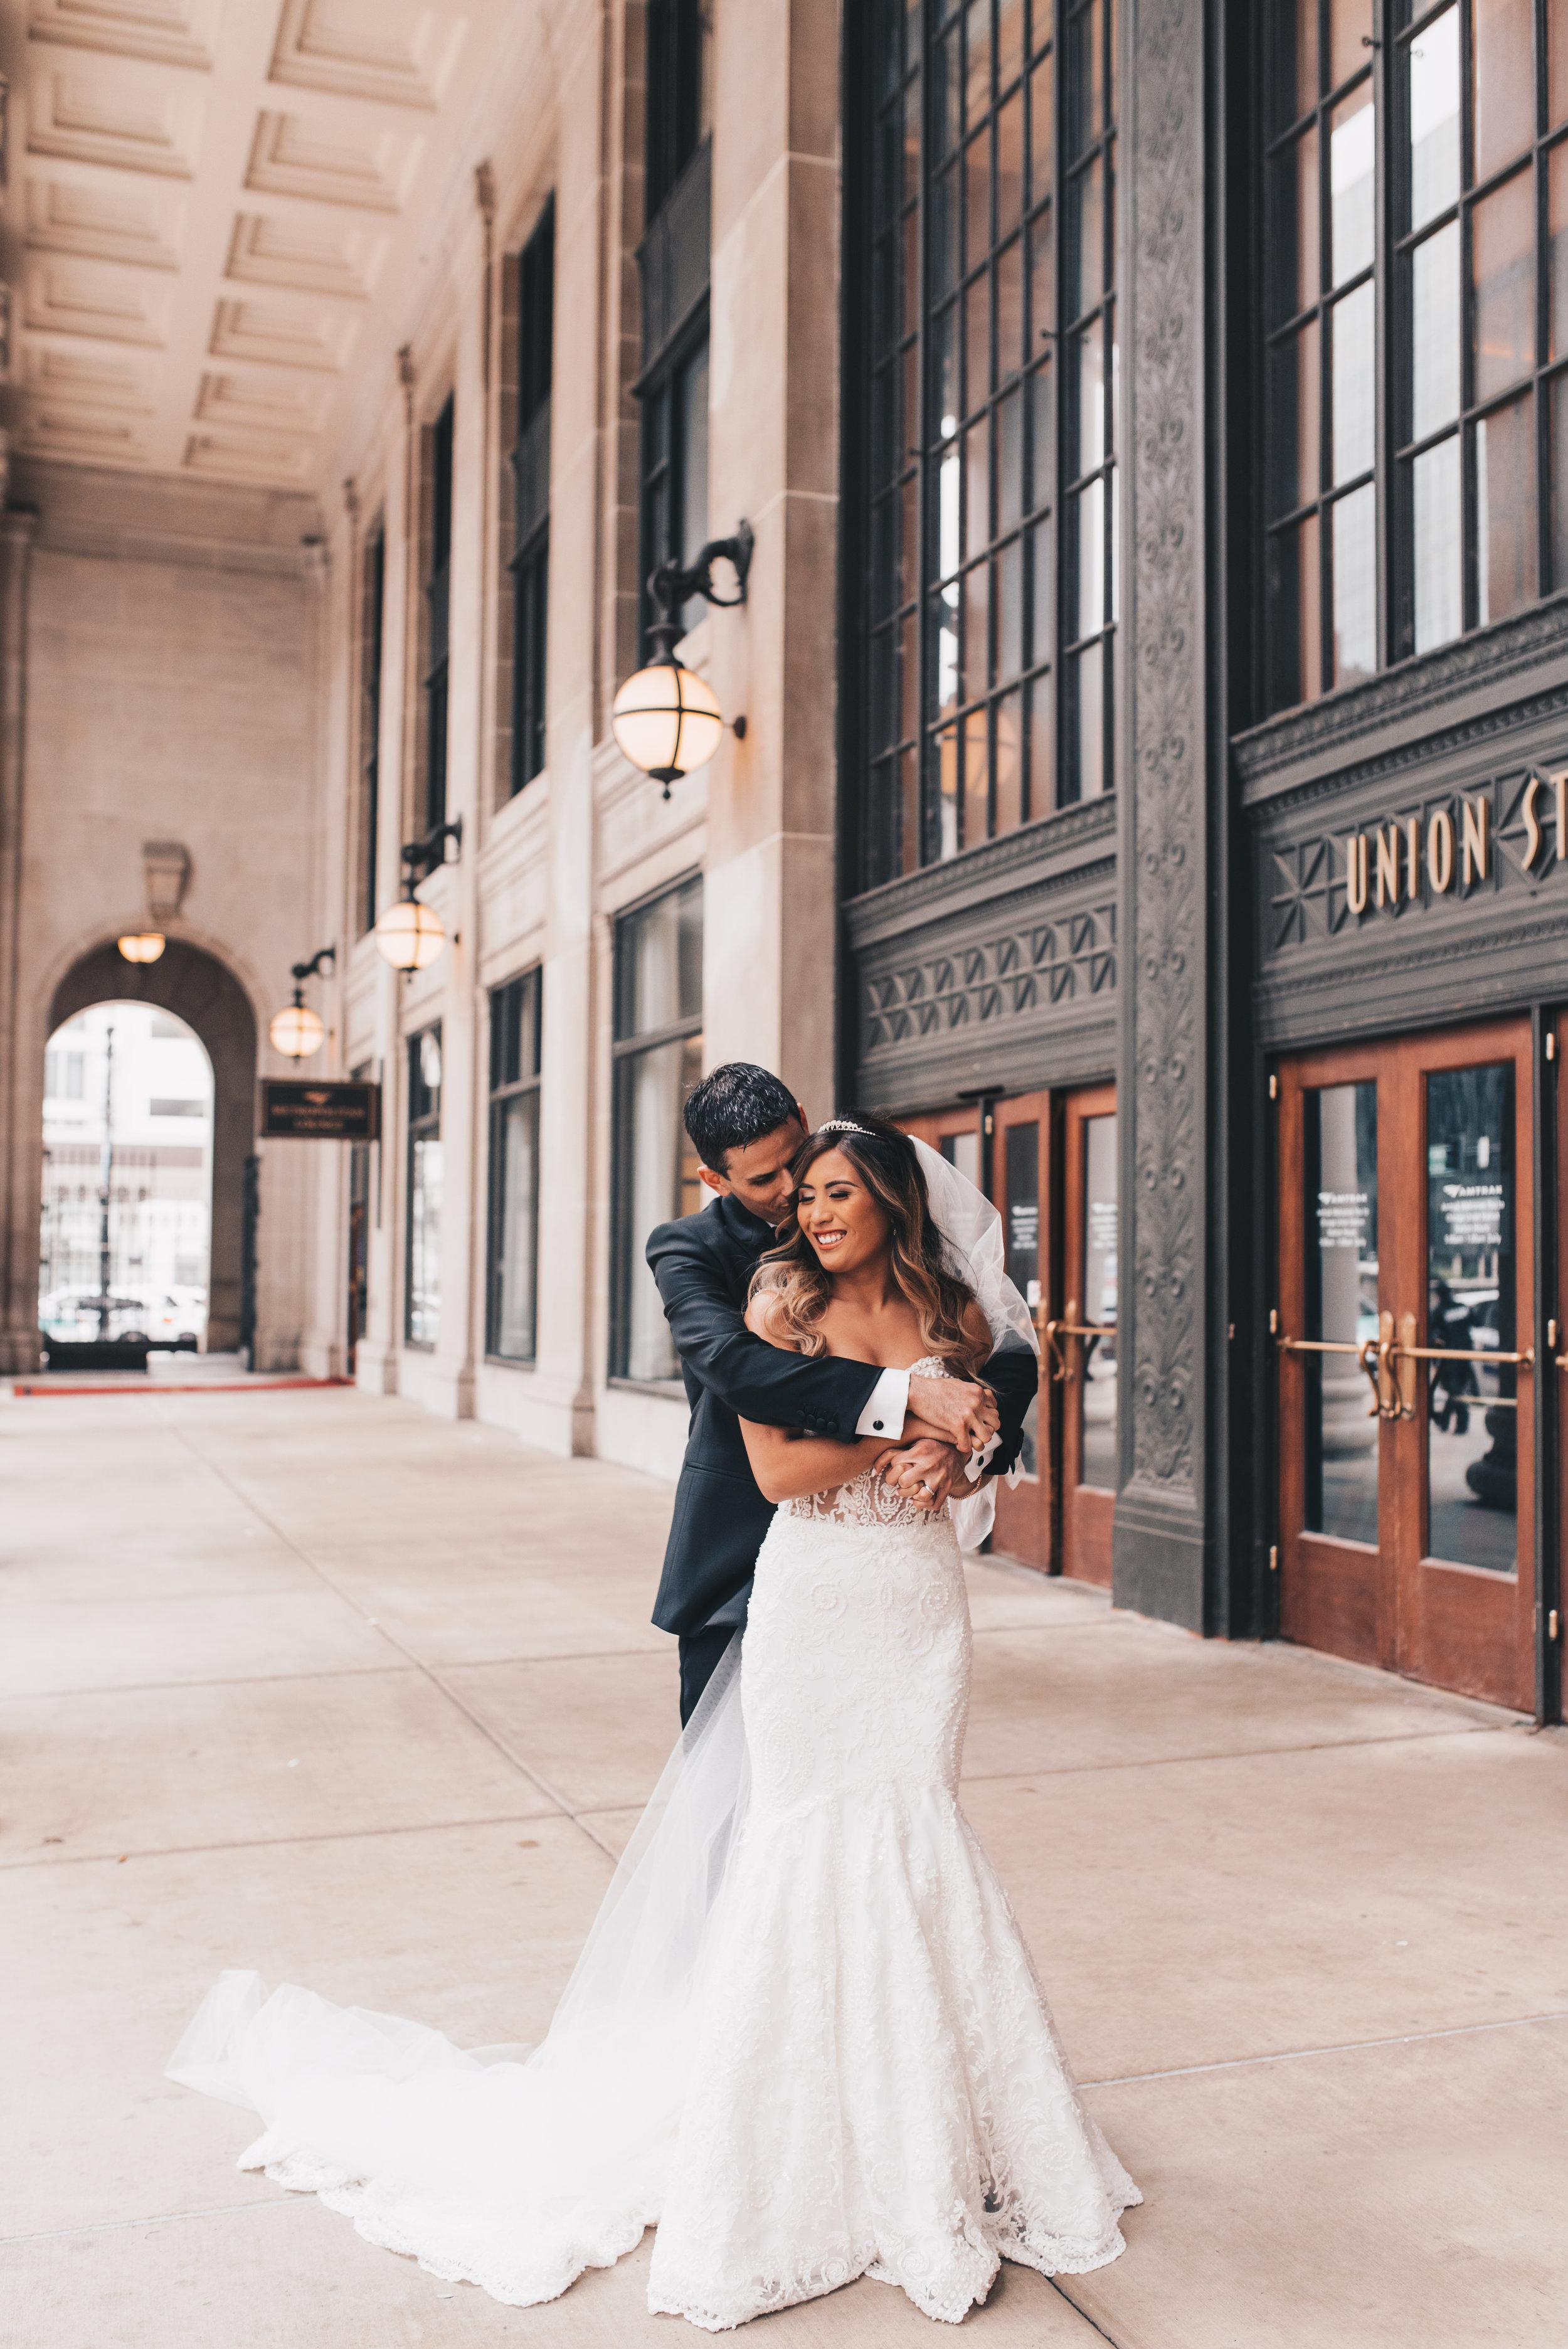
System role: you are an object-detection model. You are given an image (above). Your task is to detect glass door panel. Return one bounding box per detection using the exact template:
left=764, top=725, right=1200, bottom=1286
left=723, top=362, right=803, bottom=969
left=1424, top=1064, right=1517, bottom=1574
left=1303, top=1079, right=1379, bottom=1544
left=1276, top=1021, right=1535, bottom=1714
left=1079, top=1110, right=1119, bottom=1493
left=1061, top=1084, right=1116, bottom=1586
left=992, top=1095, right=1051, bottom=1570
left=1001, top=1115, right=1042, bottom=1480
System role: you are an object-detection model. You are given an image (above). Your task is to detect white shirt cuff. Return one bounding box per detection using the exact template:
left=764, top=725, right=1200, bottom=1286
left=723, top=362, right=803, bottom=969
left=856, top=1365, right=910, bottom=1440
left=964, top=1429, right=1002, bottom=1483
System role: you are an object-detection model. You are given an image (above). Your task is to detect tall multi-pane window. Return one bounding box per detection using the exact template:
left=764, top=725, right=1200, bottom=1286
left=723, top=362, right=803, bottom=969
left=610, top=878, right=703, bottom=1384
left=510, top=201, right=553, bottom=797
left=640, top=341, right=710, bottom=644
left=646, top=0, right=712, bottom=218
left=638, top=0, right=712, bottom=653
left=1265, top=0, right=1568, bottom=714
left=357, top=525, right=384, bottom=935
left=486, top=970, right=542, bottom=1362
left=856, top=0, right=1118, bottom=888
left=405, top=1025, right=442, bottom=1348
left=424, top=396, right=454, bottom=830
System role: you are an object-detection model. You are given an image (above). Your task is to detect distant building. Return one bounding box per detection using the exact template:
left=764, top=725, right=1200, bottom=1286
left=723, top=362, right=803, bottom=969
left=40, top=1005, right=212, bottom=1323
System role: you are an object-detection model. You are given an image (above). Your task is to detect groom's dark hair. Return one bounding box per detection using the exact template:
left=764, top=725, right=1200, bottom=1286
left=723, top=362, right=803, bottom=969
left=684, top=1063, right=802, bottom=1172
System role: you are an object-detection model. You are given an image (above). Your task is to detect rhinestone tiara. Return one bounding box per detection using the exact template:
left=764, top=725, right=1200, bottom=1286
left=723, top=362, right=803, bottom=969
left=816, top=1116, right=871, bottom=1137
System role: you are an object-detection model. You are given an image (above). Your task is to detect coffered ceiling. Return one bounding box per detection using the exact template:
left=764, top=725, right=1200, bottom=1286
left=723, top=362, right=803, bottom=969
left=1, top=0, right=516, bottom=493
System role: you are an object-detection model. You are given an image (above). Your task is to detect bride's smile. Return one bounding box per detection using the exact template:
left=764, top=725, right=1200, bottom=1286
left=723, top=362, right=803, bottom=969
left=794, top=1150, right=892, bottom=1276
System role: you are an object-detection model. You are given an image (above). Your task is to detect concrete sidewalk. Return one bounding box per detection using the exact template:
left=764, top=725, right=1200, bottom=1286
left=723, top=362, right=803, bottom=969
left=3, top=1387, right=1564, bottom=2348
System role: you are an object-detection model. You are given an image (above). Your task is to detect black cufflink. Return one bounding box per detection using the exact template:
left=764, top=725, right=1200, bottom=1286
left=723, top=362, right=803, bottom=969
left=872, top=1419, right=884, bottom=1431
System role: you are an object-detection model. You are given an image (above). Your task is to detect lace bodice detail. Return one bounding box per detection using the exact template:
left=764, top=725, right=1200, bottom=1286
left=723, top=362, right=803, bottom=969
left=782, top=1354, right=950, bottom=1529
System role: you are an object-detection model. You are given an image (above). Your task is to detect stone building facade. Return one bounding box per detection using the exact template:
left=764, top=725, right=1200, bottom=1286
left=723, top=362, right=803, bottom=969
left=1, top=0, right=1565, bottom=1724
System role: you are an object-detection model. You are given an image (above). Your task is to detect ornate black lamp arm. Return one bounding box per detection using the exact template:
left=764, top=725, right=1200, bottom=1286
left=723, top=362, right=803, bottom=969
left=290, top=945, right=337, bottom=985
left=645, top=521, right=753, bottom=660
left=400, top=815, right=464, bottom=886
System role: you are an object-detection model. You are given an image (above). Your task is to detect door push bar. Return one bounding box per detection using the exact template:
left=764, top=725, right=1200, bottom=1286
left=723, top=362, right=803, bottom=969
left=1274, top=1308, right=1534, bottom=1422
left=1041, top=1298, right=1117, bottom=1384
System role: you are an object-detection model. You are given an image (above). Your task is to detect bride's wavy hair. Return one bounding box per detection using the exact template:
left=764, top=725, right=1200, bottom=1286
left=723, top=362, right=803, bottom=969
left=753, top=1109, right=989, bottom=1376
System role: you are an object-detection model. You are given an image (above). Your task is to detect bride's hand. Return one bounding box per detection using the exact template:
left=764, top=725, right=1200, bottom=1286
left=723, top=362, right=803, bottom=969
left=875, top=1438, right=965, bottom=1510
left=906, top=1374, right=1000, bottom=1456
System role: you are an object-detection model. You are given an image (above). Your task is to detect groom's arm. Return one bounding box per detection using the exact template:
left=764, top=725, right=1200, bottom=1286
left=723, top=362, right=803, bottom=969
left=649, top=1219, right=880, bottom=1438
left=980, top=1346, right=1040, bottom=1474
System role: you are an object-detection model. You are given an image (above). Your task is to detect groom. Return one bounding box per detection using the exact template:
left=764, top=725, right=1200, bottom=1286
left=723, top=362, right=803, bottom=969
left=647, top=1063, right=1037, bottom=1723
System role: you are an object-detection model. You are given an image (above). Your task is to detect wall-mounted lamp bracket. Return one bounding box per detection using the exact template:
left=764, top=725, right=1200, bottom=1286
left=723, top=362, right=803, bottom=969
left=401, top=815, right=464, bottom=886
left=645, top=521, right=753, bottom=661
left=290, top=945, right=337, bottom=985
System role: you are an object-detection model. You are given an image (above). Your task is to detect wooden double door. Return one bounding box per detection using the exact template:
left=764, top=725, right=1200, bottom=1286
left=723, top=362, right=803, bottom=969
left=1276, top=1020, right=1537, bottom=1712
left=902, top=1084, right=1118, bottom=1586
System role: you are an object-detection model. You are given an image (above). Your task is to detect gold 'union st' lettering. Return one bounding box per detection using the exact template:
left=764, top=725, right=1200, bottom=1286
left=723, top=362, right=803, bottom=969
left=1343, top=790, right=1503, bottom=925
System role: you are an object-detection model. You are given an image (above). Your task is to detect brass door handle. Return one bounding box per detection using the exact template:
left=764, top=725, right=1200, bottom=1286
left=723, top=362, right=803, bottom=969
left=1370, top=1314, right=1533, bottom=1420
left=1042, top=1300, right=1116, bottom=1384
left=1276, top=1315, right=1532, bottom=1422
left=1273, top=1331, right=1386, bottom=1419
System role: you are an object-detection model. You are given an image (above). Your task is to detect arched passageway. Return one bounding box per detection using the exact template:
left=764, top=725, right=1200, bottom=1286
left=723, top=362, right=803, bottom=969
left=48, top=941, right=257, bottom=1354
left=41, top=1000, right=213, bottom=1345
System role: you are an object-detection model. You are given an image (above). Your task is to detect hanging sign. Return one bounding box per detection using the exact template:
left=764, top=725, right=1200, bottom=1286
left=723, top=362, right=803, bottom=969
left=260, top=1079, right=381, bottom=1141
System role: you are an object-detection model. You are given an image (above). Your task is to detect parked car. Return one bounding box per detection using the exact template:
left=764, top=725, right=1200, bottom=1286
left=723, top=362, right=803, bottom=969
left=122, top=1286, right=206, bottom=1347
left=38, top=1289, right=147, bottom=1339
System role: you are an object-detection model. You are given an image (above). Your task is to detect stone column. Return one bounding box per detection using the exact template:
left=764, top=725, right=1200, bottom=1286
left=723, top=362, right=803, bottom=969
left=0, top=496, right=38, bottom=1377
left=1112, top=0, right=1215, bottom=1628
left=704, top=0, right=840, bottom=1115
left=352, top=353, right=420, bottom=1399
left=421, top=190, right=492, bottom=1424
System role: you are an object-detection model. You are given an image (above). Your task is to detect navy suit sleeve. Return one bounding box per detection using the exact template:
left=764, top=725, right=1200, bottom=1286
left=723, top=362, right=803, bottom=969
left=980, top=1346, right=1040, bottom=1476
left=648, top=1217, right=881, bottom=1439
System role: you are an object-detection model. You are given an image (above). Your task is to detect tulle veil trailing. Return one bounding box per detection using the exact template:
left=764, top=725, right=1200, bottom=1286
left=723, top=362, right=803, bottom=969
left=167, top=1637, right=751, bottom=2301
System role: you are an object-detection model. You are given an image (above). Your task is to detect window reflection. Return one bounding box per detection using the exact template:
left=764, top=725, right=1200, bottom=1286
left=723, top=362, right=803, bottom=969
left=1472, top=169, right=1535, bottom=405
left=1329, top=83, right=1375, bottom=283
left=1472, top=0, right=1534, bottom=183
left=1425, top=1064, right=1517, bottom=1576
left=1409, top=6, right=1459, bottom=230
left=1476, top=391, right=1538, bottom=623
left=1414, top=435, right=1463, bottom=652
left=1330, top=282, right=1375, bottom=482
left=1410, top=221, right=1461, bottom=440
left=1302, top=1081, right=1377, bottom=1546
left=1079, top=1114, right=1118, bottom=1493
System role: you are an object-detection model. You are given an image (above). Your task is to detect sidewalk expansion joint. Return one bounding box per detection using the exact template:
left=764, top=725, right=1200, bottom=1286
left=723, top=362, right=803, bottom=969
left=958, top=1721, right=1506, bottom=1783
left=4, top=1662, right=418, bottom=1703
left=1081, top=2006, right=1568, bottom=2091
left=0, top=1811, right=571, bottom=1870
left=1047, top=2277, right=1131, bottom=2346
left=6, top=2195, right=300, bottom=2246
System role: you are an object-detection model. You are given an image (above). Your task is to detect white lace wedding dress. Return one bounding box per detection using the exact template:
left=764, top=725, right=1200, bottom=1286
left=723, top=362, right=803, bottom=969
left=167, top=1358, right=1138, bottom=2329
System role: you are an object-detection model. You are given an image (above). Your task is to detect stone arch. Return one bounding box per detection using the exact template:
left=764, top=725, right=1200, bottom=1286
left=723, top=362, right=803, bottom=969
left=48, top=939, right=258, bottom=1352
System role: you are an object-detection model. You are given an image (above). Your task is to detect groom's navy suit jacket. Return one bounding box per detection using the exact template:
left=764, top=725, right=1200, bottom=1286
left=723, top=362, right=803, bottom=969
left=645, top=1193, right=1036, bottom=1638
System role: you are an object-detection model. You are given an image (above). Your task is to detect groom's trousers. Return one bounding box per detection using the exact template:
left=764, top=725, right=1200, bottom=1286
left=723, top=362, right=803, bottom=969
left=677, top=1627, right=734, bottom=1727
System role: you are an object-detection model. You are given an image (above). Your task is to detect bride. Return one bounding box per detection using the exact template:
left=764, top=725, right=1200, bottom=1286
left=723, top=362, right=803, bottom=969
left=167, top=1113, right=1138, bottom=2330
